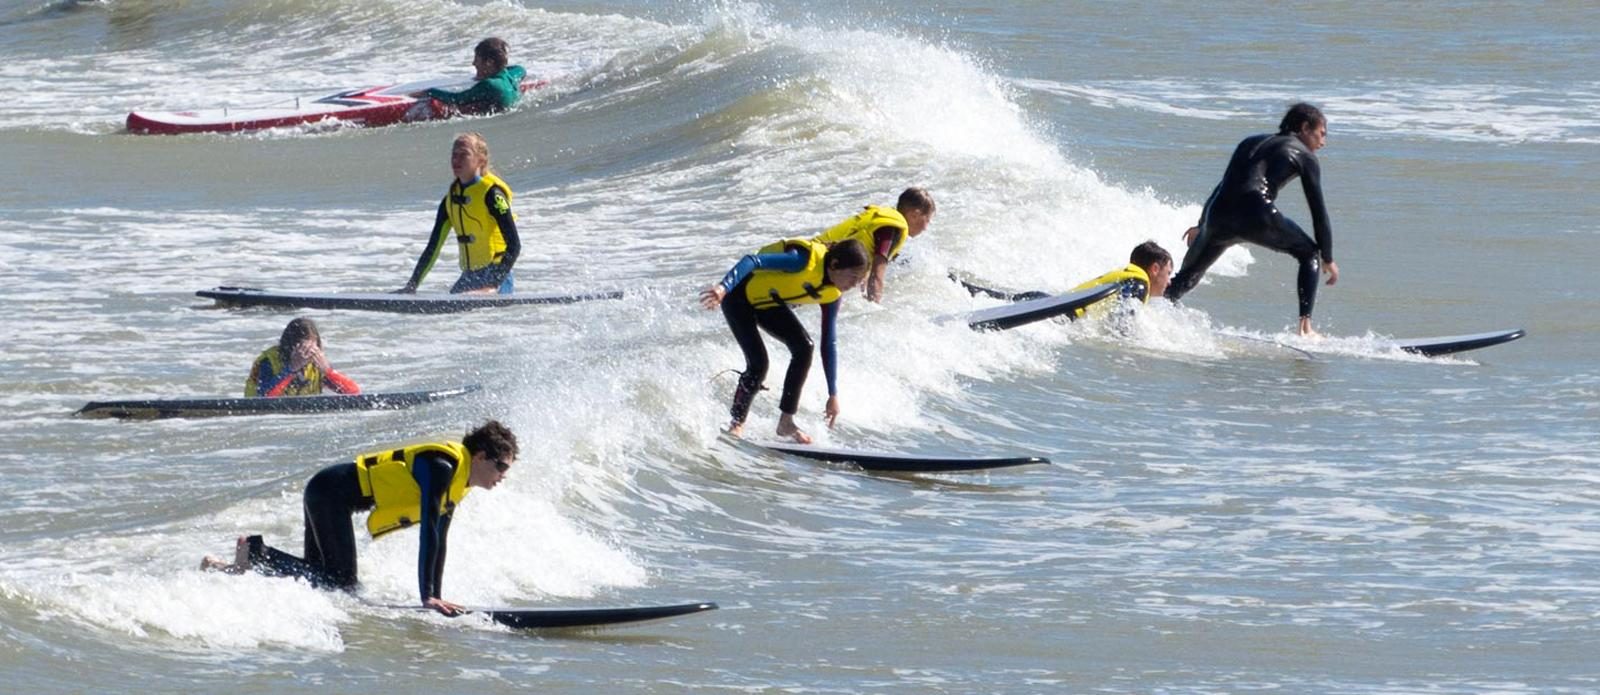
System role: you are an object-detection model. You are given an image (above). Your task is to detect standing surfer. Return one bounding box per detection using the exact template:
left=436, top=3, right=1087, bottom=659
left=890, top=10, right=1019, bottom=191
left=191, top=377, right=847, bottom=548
left=1165, top=103, right=1340, bottom=336
left=397, top=132, right=522, bottom=294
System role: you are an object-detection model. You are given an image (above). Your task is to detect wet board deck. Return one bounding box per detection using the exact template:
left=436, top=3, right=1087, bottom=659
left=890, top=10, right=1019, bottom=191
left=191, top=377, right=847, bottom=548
left=127, top=75, right=548, bottom=135
left=475, top=601, right=718, bottom=630
left=939, top=283, right=1119, bottom=332
left=1392, top=329, right=1525, bottom=357
left=75, top=385, right=480, bottom=419
left=759, top=442, right=1050, bottom=473
left=197, top=287, right=624, bottom=314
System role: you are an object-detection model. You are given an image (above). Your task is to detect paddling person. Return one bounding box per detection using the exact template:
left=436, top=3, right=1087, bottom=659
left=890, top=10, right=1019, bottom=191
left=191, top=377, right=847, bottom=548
left=245, top=317, right=360, bottom=398
left=412, top=37, right=527, bottom=117
left=813, top=187, right=936, bottom=303
left=957, top=241, right=1173, bottom=316
left=397, top=132, right=522, bottom=294
left=700, top=238, right=871, bottom=444
left=201, top=420, right=518, bottom=616
left=1165, top=102, right=1340, bottom=336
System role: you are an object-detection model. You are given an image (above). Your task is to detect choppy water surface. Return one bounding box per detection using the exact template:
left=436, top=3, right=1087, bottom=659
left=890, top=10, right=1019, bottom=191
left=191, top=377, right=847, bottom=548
left=1, top=1, right=1596, bottom=692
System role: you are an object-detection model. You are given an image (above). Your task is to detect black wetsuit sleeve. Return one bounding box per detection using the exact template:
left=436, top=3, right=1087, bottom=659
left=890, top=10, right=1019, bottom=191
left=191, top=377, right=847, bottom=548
left=412, top=453, right=456, bottom=603
left=405, top=199, right=452, bottom=290
left=477, top=184, right=520, bottom=289
left=1299, top=154, right=1333, bottom=262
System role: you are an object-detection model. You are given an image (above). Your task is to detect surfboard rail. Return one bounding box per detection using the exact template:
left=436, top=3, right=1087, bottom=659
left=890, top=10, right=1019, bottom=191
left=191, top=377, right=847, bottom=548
left=197, top=286, right=624, bottom=314
left=75, top=385, right=480, bottom=419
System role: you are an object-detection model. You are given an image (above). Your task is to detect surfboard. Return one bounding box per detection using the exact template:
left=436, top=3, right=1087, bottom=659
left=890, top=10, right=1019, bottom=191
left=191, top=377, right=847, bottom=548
left=1392, top=329, right=1526, bottom=357
left=476, top=601, right=718, bottom=630
left=75, top=385, right=480, bottom=419
left=758, top=442, right=1050, bottom=473
left=938, top=283, right=1120, bottom=332
left=197, top=286, right=624, bottom=314
left=126, top=75, right=548, bottom=135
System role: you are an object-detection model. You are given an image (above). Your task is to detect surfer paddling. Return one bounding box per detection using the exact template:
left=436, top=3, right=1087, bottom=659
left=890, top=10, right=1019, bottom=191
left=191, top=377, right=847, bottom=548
left=1165, top=102, right=1340, bottom=336
left=201, top=420, right=518, bottom=616
left=410, top=37, right=527, bottom=117
left=244, top=317, right=360, bottom=398
left=812, top=188, right=936, bottom=303
left=701, top=238, right=871, bottom=444
left=958, top=241, right=1174, bottom=320
left=397, top=132, right=522, bottom=295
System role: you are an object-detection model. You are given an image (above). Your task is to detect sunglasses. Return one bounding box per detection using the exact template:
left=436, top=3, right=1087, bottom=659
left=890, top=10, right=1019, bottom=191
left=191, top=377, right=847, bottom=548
left=493, top=459, right=513, bottom=474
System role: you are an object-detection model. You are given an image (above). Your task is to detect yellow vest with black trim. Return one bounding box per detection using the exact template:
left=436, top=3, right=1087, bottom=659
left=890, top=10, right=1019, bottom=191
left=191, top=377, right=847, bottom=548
left=813, top=205, right=909, bottom=266
left=1069, top=264, right=1151, bottom=318
left=743, top=238, right=842, bottom=310
left=244, top=346, right=323, bottom=397
left=354, top=442, right=474, bottom=538
left=444, top=173, right=515, bottom=272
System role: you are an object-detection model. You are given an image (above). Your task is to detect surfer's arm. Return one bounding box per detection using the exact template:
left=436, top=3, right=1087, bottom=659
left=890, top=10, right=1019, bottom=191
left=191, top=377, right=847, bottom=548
left=819, top=300, right=839, bottom=396
left=1299, top=155, right=1333, bottom=262
left=715, top=249, right=807, bottom=293
left=401, top=199, right=452, bottom=292
left=413, top=454, right=455, bottom=604
left=321, top=369, right=360, bottom=395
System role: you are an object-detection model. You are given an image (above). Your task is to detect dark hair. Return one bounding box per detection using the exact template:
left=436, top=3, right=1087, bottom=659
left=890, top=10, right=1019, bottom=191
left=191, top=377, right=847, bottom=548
left=475, top=37, right=510, bottom=74
left=1277, top=102, right=1325, bottom=136
left=463, top=419, right=519, bottom=461
left=824, top=239, right=870, bottom=272
left=1129, top=240, right=1172, bottom=270
left=277, top=317, right=321, bottom=357
left=896, top=187, right=936, bottom=215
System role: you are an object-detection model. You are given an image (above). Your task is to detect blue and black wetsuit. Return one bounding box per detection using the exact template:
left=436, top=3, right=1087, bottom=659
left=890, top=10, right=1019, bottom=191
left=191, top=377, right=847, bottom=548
left=1165, top=133, right=1333, bottom=318
left=716, top=249, right=840, bottom=425
left=247, top=453, right=456, bottom=601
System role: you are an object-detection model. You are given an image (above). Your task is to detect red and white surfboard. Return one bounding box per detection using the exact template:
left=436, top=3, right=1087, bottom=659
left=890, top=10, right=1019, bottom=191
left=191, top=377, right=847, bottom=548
left=126, top=76, right=547, bottom=135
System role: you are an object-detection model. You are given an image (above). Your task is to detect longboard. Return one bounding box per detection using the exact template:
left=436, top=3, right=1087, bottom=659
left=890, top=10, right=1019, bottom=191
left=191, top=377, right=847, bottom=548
left=759, top=441, right=1049, bottom=473
left=1392, top=329, right=1525, bottom=357
left=127, top=76, right=548, bottom=135
left=476, top=601, right=718, bottom=630
left=938, top=283, right=1119, bottom=332
left=197, top=286, right=624, bottom=314
left=75, top=385, right=479, bottom=419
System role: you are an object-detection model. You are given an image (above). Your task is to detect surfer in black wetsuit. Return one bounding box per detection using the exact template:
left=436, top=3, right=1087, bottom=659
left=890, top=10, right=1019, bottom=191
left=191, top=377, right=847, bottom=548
left=201, top=421, right=518, bottom=616
left=1165, top=102, right=1341, bottom=336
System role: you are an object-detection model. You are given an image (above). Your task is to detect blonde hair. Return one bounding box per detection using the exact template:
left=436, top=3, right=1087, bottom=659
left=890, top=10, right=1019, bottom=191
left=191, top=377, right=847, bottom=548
left=453, top=132, right=493, bottom=177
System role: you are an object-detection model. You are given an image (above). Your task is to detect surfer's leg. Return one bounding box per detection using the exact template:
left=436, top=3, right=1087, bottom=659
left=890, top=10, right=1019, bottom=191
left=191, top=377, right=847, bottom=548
left=755, top=306, right=813, bottom=417
left=301, top=465, right=360, bottom=589
left=1165, top=225, right=1234, bottom=301
left=721, top=292, right=767, bottom=428
left=1243, top=214, right=1320, bottom=324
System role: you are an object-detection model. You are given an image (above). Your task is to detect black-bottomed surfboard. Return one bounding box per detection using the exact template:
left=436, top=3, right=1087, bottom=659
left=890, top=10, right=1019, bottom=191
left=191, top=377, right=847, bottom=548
left=1392, top=329, right=1525, bottom=357
left=75, top=385, right=480, bottom=419
left=197, top=286, right=624, bottom=314
left=938, top=283, right=1119, bottom=332
left=476, top=601, right=718, bottom=630
left=759, top=442, right=1050, bottom=473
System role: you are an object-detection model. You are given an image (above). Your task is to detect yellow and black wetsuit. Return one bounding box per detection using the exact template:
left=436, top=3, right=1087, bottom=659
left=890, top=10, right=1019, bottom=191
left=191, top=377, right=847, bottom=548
left=404, top=173, right=522, bottom=294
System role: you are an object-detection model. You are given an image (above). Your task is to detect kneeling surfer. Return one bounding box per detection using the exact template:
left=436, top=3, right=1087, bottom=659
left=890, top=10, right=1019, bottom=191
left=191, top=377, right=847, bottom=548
left=201, top=420, right=518, bottom=616
left=700, top=238, right=871, bottom=444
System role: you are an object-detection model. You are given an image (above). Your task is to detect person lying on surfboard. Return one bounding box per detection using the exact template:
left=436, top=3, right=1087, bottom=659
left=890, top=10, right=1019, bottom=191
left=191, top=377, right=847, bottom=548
left=244, top=317, right=361, bottom=398
left=201, top=420, right=518, bottom=617
left=700, top=238, right=870, bottom=444
left=397, top=132, right=522, bottom=294
left=410, top=37, right=527, bottom=117
left=956, top=240, right=1173, bottom=318
left=812, top=187, right=935, bottom=304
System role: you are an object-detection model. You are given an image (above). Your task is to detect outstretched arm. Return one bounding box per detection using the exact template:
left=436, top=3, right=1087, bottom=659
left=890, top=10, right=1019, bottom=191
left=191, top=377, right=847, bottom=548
left=400, top=199, right=452, bottom=293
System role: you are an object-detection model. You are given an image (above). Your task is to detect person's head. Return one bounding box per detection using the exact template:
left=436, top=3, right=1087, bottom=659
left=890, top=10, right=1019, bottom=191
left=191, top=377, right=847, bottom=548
left=1129, top=240, right=1173, bottom=298
left=896, top=187, right=936, bottom=237
left=823, top=239, right=871, bottom=292
left=473, top=37, right=510, bottom=79
left=277, top=317, right=322, bottom=357
left=451, top=132, right=492, bottom=183
left=1278, top=102, right=1327, bottom=152
left=463, top=419, right=519, bottom=490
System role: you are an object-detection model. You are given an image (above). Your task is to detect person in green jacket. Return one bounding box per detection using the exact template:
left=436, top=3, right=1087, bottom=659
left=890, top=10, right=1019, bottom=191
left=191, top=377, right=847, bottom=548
left=418, top=37, right=527, bottom=115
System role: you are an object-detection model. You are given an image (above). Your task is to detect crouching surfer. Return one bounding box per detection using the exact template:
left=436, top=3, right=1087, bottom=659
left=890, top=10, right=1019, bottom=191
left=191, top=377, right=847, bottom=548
left=700, top=238, right=870, bottom=444
left=201, top=420, right=518, bottom=616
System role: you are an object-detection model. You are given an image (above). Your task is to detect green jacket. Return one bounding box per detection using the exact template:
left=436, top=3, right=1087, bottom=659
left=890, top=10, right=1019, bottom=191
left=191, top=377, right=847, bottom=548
left=425, top=65, right=527, bottom=114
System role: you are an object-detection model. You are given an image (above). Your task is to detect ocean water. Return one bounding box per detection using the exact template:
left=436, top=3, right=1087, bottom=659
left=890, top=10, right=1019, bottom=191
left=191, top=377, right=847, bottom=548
left=1, top=0, right=1597, bottom=692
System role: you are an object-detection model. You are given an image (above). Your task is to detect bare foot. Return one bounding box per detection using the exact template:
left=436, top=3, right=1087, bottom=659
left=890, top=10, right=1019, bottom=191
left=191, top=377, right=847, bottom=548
left=1297, top=317, right=1321, bottom=338
left=199, top=555, right=229, bottom=572
left=725, top=421, right=744, bottom=438
left=201, top=536, right=252, bottom=574
left=775, top=416, right=812, bottom=445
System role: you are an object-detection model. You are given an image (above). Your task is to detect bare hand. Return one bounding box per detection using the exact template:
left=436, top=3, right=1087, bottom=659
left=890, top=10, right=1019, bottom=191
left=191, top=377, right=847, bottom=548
left=424, top=597, right=466, bottom=616
left=1182, top=226, right=1199, bottom=247
left=699, top=285, right=726, bottom=310
left=287, top=343, right=314, bottom=372
left=1323, top=260, right=1340, bottom=286
left=865, top=274, right=885, bottom=303
left=308, top=346, right=332, bottom=374
left=824, top=395, right=840, bottom=428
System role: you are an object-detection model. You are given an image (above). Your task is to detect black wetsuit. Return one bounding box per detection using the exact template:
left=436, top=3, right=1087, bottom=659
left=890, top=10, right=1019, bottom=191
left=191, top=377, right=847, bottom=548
left=248, top=454, right=457, bottom=602
left=1165, top=133, right=1332, bottom=318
